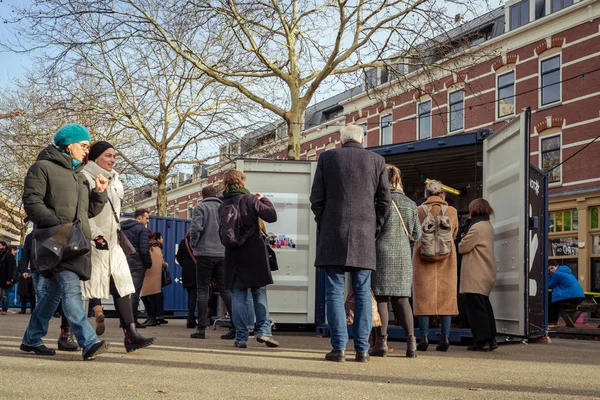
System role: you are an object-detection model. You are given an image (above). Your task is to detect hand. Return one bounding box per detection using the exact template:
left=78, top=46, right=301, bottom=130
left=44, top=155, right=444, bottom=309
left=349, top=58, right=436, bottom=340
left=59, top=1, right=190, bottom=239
left=256, top=193, right=263, bottom=199
left=5, top=281, right=11, bottom=285
left=22, top=272, right=29, bottom=279
left=95, top=175, right=109, bottom=193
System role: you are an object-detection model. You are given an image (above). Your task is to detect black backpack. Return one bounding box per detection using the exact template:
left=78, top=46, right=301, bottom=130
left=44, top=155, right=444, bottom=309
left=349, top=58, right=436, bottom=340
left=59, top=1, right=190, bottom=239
left=219, top=195, right=253, bottom=247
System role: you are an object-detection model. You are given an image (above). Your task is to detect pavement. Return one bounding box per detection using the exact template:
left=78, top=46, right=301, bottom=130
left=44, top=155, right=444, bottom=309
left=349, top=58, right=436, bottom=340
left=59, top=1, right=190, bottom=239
left=1, top=314, right=599, bottom=399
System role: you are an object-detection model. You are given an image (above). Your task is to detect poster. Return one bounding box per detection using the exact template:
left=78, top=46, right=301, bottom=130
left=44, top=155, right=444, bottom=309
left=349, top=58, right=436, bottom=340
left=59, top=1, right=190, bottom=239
left=263, top=193, right=298, bottom=251
left=527, top=166, right=545, bottom=334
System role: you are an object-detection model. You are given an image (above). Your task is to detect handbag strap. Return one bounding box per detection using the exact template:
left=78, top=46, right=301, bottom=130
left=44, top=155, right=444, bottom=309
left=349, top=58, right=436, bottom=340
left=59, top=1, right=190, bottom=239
left=392, top=200, right=415, bottom=242
left=107, top=195, right=121, bottom=226
left=74, top=179, right=83, bottom=222
left=184, top=237, right=197, bottom=265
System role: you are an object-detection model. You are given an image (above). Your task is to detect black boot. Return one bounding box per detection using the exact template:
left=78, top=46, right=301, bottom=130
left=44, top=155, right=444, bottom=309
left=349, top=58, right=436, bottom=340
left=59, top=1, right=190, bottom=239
left=124, top=323, right=155, bottom=353
left=187, top=318, right=197, bottom=329
left=436, top=336, right=450, bottom=352
left=220, top=327, right=236, bottom=340
left=325, top=349, right=346, bottom=362
left=190, top=327, right=206, bottom=339
left=57, top=327, right=79, bottom=352
left=417, top=336, right=429, bottom=351
left=406, top=335, right=417, bottom=358
left=368, top=328, right=388, bottom=357
left=83, top=340, right=110, bottom=361
left=355, top=351, right=370, bottom=362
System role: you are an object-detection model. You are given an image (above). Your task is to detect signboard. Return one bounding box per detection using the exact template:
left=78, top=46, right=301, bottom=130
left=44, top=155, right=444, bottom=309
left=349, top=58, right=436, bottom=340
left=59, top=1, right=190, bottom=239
left=549, top=237, right=579, bottom=256
left=263, top=192, right=299, bottom=251
left=527, top=166, right=546, bottom=335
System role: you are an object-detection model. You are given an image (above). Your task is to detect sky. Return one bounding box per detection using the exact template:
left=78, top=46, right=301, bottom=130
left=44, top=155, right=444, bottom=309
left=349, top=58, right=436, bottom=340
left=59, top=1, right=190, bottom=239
left=0, top=0, right=34, bottom=88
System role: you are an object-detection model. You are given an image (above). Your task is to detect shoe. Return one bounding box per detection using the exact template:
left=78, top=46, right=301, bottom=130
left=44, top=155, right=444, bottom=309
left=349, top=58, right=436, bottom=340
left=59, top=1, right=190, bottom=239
left=248, top=330, right=255, bottom=338
left=186, top=319, right=197, bottom=329
left=20, top=343, right=56, bottom=356
left=234, top=341, right=247, bottom=348
left=142, top=317, right=158, bottom=327
left=325, top=349, right=346, bottom=362
left=1, top=311, right=6, bottom=315
left=406, top=335, right=417, bottom=358
left=417, top=336, right=429, bottom=351
left=157, top=318, right=168, bottom=325
left=57, top=328, right=79, bottom=352
left=436, top=336, right=450, bottom=352
left=355, top=351, right=370, bottom=363
left=124, top=323, right=155, bottom=353
left=369, top=332, right=388, bottom=357
left=220, top=327, right=236, bottom=340
left=256, top=334, right=280, bottom=348
left=467, top=343, right=491, bottom=352
left=93, top=306, right=105, bottom=336
left=135, top=321, right=147, bottom=329
left=190, top=328, right=206, bottom=339
left=489, top=339, right=499, bottom=351
left=83, top=340, right=110, bottom=361
left=18, top=310, right=26, bottom=314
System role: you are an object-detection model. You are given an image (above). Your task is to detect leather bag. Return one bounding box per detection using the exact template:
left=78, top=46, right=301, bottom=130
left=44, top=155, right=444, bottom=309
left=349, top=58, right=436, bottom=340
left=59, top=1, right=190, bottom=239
left=107, top=196, right=136, bottom=255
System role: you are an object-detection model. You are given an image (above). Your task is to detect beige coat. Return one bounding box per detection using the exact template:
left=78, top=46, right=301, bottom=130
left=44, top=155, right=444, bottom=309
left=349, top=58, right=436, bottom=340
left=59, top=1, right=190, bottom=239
left=412, top=196, right=459, bottom=316
left=141, top=245, right=164, bottom=297
left=458, top=220, right=496, bottom=296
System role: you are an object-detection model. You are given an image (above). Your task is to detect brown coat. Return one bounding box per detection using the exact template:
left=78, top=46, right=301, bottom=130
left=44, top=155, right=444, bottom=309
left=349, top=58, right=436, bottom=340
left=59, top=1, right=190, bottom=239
left=412, top=196, right=459, bottom=316
left=458, top=220, right=496, bottom=296
left=141, top=245, right=164, bottom=297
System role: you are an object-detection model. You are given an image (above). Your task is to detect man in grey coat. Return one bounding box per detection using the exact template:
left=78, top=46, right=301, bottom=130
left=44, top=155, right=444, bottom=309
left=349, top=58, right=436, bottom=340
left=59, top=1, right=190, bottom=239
left=189, top=186, right=234, bottom=340
left=310, top=124, right=391, bottom=363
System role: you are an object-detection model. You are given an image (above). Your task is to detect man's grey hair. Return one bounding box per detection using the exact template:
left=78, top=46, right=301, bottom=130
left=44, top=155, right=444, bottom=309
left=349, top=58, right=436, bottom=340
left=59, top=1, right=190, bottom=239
left=340, top=124, right=364, bottom=144
left=425, top=180, right=444, bottom=198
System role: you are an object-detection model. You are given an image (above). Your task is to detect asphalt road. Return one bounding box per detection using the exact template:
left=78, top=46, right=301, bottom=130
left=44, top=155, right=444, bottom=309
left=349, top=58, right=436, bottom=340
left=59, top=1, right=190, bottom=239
left=0, top=314, right=599, bottom=399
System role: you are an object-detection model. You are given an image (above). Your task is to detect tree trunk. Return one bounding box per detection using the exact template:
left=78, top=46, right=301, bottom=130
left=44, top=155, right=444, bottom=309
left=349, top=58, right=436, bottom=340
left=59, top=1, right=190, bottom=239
left=286, top=109, right=304, bottom=160
left=155, top=150, right=168, bottom=216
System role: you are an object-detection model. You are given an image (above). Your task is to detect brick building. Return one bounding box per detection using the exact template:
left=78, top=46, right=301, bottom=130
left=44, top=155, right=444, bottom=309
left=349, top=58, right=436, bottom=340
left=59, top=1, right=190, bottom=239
left=128, top=0, right=600, bottom=291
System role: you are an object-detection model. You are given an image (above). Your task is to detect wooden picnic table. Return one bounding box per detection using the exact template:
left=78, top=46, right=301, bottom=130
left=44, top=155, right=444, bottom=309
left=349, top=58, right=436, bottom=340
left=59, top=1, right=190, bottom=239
left=557, top=292, right=600, bottom=328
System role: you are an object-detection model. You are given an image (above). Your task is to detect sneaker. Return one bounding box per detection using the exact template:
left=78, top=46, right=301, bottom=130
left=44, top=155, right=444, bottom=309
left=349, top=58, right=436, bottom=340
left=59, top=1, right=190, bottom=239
left=83, top=340, right=110, bottom=361
left=234, top=341, right=247, bottom=348
left=256, top=334, right=280, bottom=348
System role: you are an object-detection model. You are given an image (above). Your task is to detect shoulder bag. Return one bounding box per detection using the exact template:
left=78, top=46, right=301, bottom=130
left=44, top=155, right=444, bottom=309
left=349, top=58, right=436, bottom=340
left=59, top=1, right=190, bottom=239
left=391, top=200, right=415, bottom=242
left=107, top=196, right=136, bottom=255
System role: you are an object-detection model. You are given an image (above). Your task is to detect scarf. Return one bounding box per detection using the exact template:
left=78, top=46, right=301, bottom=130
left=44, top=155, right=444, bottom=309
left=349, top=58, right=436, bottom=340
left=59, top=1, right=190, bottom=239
left=59, top=149, right=81, bottom=170
left=462, top=215, right=490, bottom=237
left=223, top=186, right=251, bottom=198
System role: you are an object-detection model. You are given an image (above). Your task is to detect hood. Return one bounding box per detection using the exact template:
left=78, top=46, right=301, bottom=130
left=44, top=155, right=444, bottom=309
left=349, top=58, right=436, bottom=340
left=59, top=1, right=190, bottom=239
left=423, top=196, right=448, bottom=206
left=557, top=265, right=573, bottom=275
left=121, top=219, right=141, bottom=231
left=202, top=197, right=222, bottom=204
left=37, top=145, right=80, bottom=171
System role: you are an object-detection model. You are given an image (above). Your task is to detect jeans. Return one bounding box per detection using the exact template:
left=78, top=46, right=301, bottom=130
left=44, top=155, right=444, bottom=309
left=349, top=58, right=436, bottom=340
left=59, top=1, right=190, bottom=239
left=418, top=315, right=452, bottom=338
left=231, top=280, right=271, bottom=342
left=326, top=267, right=372, bottom=352
left=246, top=290, right=255, bottom=329
left=22, top=268, right=99, bottom=354
left=1, top=286, right=10, bottom=311
left=196, top=256, right=232, bottom=329
left=130, top=268, right=145, bottom=320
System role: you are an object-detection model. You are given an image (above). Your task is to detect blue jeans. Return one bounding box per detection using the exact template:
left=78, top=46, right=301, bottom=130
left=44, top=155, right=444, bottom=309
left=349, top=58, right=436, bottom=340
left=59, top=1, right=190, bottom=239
left=1, top=285, right=10, bottom=311
left=22, top=269, right=99, bottom=354
left=246, top=290, right=255, bottom=329
left=418, top=315, right=452, bottom=338
left=326, top=267, right=372, bottom=352
left=231, top=281, right=271, bottom=342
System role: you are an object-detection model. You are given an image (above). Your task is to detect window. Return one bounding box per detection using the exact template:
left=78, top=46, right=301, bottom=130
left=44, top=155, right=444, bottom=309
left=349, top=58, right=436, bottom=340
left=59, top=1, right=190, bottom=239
left=188, top=204, right=194, bottom=219
left=552, top=0, right=573, bottom=13
left=307, top=149, right=316, bottom=161
left=541, top=135, right=561, bottom=183
left=449, top=90, right=464, bottom=132
left=322, top=106, right=344, bottom=123
left=498, top=71, right=515, bottom=118
left=510, top=0, right=529, bottom=30
left=360, top=123, right=368, bottom=148
left=548, top=209, right=578, bottom=233
left=592, top=207, right=600, bottom=229
left=380, top=67, right=389, bottom=85
left=541, top=55, right=561, bottom=106
left=381, top=114, right=392, bottom=145
left=418, top=101, right=431, bottom=140
left=365, top=69, right=378, bottom=89
left=549, top=237, right=578, bottom=257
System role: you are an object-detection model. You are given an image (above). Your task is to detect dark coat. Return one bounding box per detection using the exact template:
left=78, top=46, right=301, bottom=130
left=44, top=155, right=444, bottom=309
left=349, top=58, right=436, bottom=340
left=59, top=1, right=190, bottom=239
left=176, top=238, right=197, bottom=289
left=19, top=233, right=33, bottom=274
left=220, top=194, right=277, bottom=289
left=0, top=249, right=17, bottom=289
left=121, top=219, right=153, bottom=271
left=22, top=145, right=108, bottom=280
left=310, top=140, right=391, bottom=270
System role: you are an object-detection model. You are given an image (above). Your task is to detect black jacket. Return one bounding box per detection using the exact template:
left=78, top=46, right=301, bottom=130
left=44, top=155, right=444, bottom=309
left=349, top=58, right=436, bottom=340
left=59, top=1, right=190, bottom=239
left=19, top=233, right=33, bottom=274
left=0, top=249, right=17, bottom=289
left=310, top=140, right=391, bottom=270
left=121, top=219, right=152, bottom=271
left=176, top=238, right=197, bottom=289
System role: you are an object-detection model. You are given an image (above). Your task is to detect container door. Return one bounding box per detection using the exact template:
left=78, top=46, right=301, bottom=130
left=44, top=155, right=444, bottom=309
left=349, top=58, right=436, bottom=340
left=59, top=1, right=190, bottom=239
left=237, top=159, right=318, bottom=324
left=483, top=111, right=529, bottom=337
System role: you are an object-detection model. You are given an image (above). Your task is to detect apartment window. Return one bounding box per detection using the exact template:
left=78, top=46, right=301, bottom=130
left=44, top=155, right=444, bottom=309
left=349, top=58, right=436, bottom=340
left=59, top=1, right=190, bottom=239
left=510, top=0, right=529, bottom=30
left=417, top=101, right=431, bottom=140
left=380, top=67, right=389, bottom=85
left=552, top=0, right=573, bottom=12
left=365, top=69, right=378, bottom=89
left=541, top=55, right=561, bottom=106
left=541, top=135, right=561, bottom=183
left=360, top=123, right=368, bottom=148
left=381, top=114, right=392, bottom=145
left=498, top=71, right=515, bottom=118
left=188, top=203, right=194, bottom=219
left=549, top=209, right=578, bottom=233
left=449, top=90, right=464, bottom=132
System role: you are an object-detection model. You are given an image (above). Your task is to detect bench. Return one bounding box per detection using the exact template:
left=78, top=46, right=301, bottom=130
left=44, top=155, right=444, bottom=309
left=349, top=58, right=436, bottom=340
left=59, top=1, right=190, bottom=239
left=559, top=293, right=600, bottom=328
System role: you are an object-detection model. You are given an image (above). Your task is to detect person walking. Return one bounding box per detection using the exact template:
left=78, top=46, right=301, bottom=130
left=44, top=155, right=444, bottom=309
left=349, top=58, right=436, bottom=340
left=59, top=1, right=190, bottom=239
left=412, top=180, right=459, bottom=352
left=121, top=209, right=153, bottom=328
left=371, top=165, right=422, bottom=358
left=140, top=232, right=165, bottom=327
left=219, top=169, right=280, bottom=349
left=310, top=124, right=391, bottom=363
left=190, top=186, right=234, bottom=340
left=81, top=141, right=155, bottom=352
left=0, top=241, right=17, bottom=314
left=458, top=198, right=498, bottom=352
left=176, top=231, right=198, bottom=329
left=20, top=123, right=110, bottom=360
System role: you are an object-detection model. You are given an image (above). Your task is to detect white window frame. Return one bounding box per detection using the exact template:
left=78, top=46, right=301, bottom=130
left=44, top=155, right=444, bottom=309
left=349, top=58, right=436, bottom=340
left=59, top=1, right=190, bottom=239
left=448, top=89, right=465, bottom=133
left=539, top=54, right=562, bottom=108
left=380, top=114, right=393, bottom=145
left=359, top=122, right=368, bottom=148
left=549, top=0, right=574, bottom=14
left=187, top=202, right=194, bottom=219
left=417, top=100, right=432, bottom=140
left=539, top=133, right=563, bottom=187
left=509, top=0, right=530, bottom=30
left=496, top=70, right=516, bottom=120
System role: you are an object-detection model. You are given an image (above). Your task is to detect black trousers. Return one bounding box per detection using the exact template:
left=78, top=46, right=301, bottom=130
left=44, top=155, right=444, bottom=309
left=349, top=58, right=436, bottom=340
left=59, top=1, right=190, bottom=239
left=464, top=293, right=497, bottom=344
left=548, top=297, right=584, bottom=323
left=130, top=268, right=145, bottom=320
left=186, top=287, right=197, bottom=322
left=20, top=295, right=36, bottom=312
left=196, top=256, right=232, bottom=329
left=141, top=293, right=160, bottom=319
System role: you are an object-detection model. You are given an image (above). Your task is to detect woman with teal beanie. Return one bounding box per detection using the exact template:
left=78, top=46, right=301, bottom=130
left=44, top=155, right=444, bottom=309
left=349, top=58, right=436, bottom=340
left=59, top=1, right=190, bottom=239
left=20, top=123, right=111, bottom=361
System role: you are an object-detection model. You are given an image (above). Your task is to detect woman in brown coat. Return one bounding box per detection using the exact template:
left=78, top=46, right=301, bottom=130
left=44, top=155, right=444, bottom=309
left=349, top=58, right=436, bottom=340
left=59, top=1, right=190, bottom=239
left=412, top=180, right=458, bottom=352
left=141, top=232, right=165, bottom=327
left=458, top=199, right=498, bottom=352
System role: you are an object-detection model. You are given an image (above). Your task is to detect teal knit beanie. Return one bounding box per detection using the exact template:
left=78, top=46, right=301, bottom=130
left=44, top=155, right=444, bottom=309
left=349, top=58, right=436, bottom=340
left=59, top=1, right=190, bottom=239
left=53, top=124, right=91, bottom=147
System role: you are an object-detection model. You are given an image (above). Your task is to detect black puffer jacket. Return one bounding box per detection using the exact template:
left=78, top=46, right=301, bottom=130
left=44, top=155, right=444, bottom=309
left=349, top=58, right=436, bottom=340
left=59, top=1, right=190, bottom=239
left=121, top=219, right=152, bottom=271
left=22, top=145, right=108, bottom=280
left=0, top=249, right=17, bottom=289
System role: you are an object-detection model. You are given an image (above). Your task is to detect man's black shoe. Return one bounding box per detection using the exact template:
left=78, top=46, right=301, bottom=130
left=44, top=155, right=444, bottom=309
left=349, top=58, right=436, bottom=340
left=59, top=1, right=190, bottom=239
left=488, top=339, right=499, bottom=351
left=220, top=327, right=236, bottom=340
left=325, top=349, right=346, bottom=362
left=190, top=328, right=206, bottom=339
left=20, top=343, right=56, bottom=356
left=135, top=321, right=146, bottom=329
left=467, top=343, right=491, bottom=352
left=83, top=340, right=110, bottom=361
left=157, top=318, right=168, bottom=325
left=355, top=351, right=370, bottom=362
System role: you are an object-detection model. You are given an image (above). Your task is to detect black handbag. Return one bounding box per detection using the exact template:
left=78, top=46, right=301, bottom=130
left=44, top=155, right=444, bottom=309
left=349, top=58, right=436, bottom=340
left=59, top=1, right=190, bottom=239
left=262, top=233, right=279, bottom=272
left=32, top=184, right=90, bottom=277
left=107, top=196, right=136, bottom=256
left=162, top=267, right=173, bottom=287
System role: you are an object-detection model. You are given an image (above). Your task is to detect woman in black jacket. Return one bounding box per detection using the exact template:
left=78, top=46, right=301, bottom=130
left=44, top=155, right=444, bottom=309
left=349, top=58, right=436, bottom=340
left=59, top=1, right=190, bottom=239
left=176, top=231, right=198, bottom=329
left=219, top=169, right=279, bottom=349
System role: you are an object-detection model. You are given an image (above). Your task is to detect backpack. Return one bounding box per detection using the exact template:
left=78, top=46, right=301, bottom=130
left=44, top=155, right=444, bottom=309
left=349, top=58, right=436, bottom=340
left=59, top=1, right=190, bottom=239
left=418, top=204, right=453, bottom=261
left=219, top=195, right=253, bottom=248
